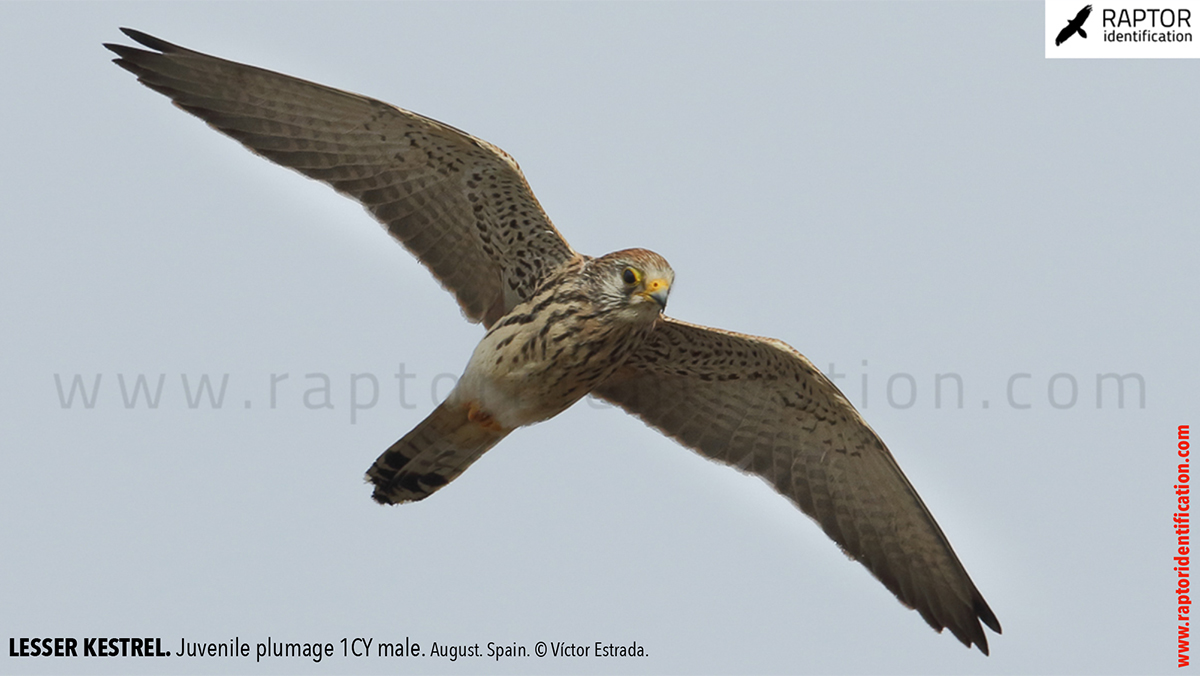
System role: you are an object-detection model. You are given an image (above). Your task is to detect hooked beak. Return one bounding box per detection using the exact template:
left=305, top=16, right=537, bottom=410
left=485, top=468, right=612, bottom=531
left=639, top=278, right=671, bottom=310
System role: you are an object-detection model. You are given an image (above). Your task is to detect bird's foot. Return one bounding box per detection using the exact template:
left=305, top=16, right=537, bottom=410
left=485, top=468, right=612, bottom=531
left=466, top=401, right=505, bottom=432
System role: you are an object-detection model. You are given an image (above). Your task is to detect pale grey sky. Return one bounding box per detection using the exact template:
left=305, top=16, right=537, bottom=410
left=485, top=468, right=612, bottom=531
left=2, top=2, right=1197, bottom=674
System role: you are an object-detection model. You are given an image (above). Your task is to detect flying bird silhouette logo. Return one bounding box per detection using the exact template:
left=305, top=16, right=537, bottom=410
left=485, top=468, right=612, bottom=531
left=1056, top=4, right=1093, bottom=45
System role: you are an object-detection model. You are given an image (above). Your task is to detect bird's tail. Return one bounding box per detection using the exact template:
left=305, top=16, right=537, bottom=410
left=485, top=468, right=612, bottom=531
left=366, top=401, right=510, bottom=504
left=1079, top=28, right=1088, bottom=38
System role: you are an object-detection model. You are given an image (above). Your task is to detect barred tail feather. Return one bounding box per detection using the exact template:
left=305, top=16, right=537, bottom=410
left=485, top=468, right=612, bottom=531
left=367, top=401, right=509, bottom=504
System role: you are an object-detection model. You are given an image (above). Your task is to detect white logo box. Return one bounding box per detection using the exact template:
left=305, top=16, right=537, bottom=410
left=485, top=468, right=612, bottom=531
left=1046, top=0, right=1200, bottom=58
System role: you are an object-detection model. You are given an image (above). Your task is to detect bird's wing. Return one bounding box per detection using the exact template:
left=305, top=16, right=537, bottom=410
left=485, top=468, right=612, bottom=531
left=105, top=29, right=577, bottom=327
left=1055, top=23, right=1075, bottom=45
left=1076, top=4, right=1093, bottom=23
left=593, top=317, right=1001, bottom=653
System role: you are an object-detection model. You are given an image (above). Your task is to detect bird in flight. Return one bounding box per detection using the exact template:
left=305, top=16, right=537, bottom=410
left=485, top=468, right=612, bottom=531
left=106, top=28, right=1001, bottom=654
left=1056, top=4, right=1093, bottom=45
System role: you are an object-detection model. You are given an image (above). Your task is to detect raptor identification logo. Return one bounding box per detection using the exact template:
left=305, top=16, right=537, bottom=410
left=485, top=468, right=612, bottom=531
left=1046, top=0, right=1200, bottom=57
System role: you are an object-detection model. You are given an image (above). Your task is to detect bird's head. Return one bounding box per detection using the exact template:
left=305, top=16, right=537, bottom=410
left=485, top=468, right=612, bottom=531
left=588, top=248, right=674, bottom=321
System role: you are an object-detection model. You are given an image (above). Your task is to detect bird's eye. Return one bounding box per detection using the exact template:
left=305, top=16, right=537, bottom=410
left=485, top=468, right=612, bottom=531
left=622, top=267, right=639, bottom=285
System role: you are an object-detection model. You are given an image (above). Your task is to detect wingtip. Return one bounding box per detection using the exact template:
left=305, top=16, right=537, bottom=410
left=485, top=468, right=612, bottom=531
left=105, top=29, right=194, bottom=79
left=106, top=27, right=192, bottom=57
left=968, top=595, right=1001, bottom=655
left=117, top=27, right=178, bottom=53
left=977, top=596, right=1002, bottom=635
left=938, top=593, right=1000, bottom=655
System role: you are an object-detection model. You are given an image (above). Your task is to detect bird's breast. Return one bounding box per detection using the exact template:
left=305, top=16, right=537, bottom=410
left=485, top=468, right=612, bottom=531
left=452, top=293, right=652, bottom=429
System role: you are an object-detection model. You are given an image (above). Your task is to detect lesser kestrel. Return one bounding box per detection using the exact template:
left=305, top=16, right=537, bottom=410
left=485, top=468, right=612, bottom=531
left=106, top=28, right=1001, bottom=654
